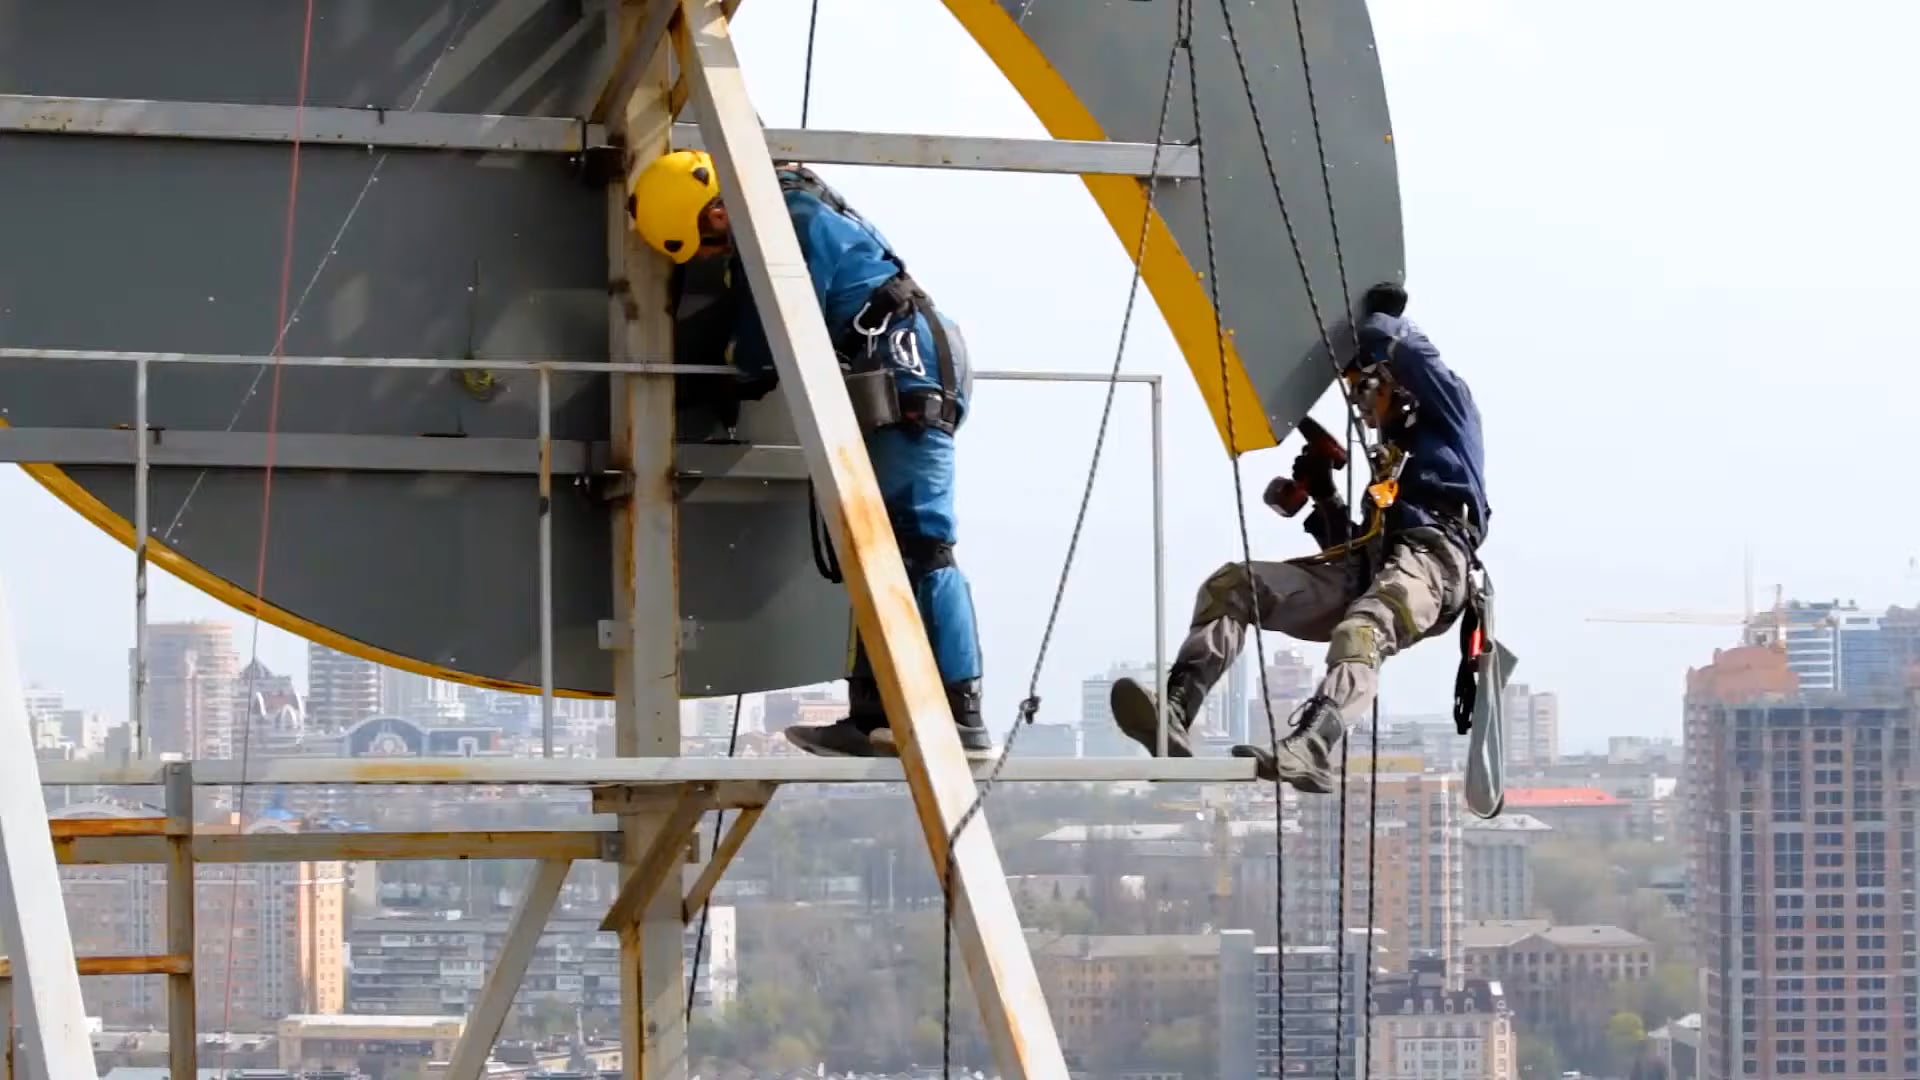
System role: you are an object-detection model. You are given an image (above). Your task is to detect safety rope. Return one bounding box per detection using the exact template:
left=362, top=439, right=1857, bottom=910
left=936, top=3, right=1188, bottom=1072
left=685, top=692, right=745, bottom=1022
left=1209, top=0, right=1377, bottom=1071
left=217, top=1, right=317, bottom=1070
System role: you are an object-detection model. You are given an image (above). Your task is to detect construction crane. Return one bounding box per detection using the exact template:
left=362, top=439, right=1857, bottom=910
left=1588, top=585, right=1790, bottom=646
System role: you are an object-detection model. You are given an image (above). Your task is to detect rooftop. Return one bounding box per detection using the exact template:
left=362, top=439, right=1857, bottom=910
left=1458, top=920, right=1649, bottom=950
left=1504, top=787, right=1621, bottom=808
left=1462, top=812, right=1553, bottom=833
left=280, top=1013, right=464, bottom=1031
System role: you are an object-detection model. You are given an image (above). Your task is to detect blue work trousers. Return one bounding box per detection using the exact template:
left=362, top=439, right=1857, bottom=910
left=848, top=424, right=983, bottom=702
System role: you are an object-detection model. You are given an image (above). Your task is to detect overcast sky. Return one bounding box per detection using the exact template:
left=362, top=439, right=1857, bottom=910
left=5, top=0, right=1918, bottom=753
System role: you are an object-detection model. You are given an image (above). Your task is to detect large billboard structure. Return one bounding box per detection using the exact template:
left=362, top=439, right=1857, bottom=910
left=0, top=1, right=1403, bottom=1077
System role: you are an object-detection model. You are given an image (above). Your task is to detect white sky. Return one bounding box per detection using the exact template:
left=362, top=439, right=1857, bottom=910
left=5, top=0, right=1919, bottom=753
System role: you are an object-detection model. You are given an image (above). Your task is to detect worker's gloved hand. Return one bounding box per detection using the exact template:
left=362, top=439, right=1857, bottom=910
left=1292, top=449, right=1337, bottom=503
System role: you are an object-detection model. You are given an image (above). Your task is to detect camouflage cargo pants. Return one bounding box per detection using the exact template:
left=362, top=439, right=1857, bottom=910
left=1173, top=525, right=1473, bottom=730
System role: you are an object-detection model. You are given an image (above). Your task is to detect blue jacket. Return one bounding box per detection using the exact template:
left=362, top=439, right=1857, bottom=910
left=727, top=176, right=962, bottom=410
left=1360, top=312, right=1491, bottom=542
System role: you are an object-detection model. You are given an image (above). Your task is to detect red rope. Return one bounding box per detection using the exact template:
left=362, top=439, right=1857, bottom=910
left=218, top=0, right=316, bottom=1055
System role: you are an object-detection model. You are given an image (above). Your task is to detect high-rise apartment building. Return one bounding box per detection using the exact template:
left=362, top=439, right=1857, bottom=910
left=1290, top=773, right=1464, bottom=978
left=306, top=643, right=380, bottom=731
left=1501, top=683, right=1559, bottom=769
left=1461, top=813, right=1551, bottom=920
left=137, top=621, right=241, bottom=758
left=1231, top=930, right=1376, bottom=1079
left=1684, top=643, right=1920, bottom=1080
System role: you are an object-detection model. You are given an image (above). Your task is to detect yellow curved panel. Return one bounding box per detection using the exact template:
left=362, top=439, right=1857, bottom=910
left=3, top=417, right=592, bottom=699
left=941, top=0, right=1277, bottom=454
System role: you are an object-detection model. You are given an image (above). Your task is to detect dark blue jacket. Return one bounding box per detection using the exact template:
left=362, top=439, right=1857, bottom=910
left=1360, top=312, right=1491, bottom=542
left=727, top=175, right=963, bottom=411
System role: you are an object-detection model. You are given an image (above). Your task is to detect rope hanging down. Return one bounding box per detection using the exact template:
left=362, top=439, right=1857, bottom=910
left=219, top=0, right=319, bottom=1072
left=686, top=692, right=745, bottom=1021
left=1206, top=0, right=1392, bottom=1071
left=936, top=2, right=1188, bottom=1071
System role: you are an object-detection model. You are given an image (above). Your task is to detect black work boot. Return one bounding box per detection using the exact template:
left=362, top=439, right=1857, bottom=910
left=785, top=679, right=885, bottom=758
left=869, top=679, right=997, bottom=761
left=1232, top=695, right=1346, bottom=793
left=1109, top=666, right=1206, bottom=757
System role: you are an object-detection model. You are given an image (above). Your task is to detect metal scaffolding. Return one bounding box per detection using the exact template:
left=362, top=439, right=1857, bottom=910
left=0, top=1, right=1225, bottom=1077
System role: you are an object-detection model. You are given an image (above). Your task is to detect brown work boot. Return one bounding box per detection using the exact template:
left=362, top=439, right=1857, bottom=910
left=1232, top=696, right=1346, bottom=793
left=1110, top=667, right=1205, bottom=757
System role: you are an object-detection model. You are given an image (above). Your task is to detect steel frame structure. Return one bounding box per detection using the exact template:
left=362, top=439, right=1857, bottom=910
left=0, top=1, right=1216, bottom=1076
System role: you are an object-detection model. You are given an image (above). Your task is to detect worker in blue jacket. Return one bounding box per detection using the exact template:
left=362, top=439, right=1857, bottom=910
left=628, top=150, right=993, bottom=760
left=1108, top=283, right=1490, bottom=793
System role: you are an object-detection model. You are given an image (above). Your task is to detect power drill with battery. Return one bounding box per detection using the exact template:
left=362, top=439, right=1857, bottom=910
left=1263, top=416, right=1349, bottom=517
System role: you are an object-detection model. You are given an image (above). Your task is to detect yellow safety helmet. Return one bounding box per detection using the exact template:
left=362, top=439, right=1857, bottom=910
left=627, top=149, right=722, bottom=264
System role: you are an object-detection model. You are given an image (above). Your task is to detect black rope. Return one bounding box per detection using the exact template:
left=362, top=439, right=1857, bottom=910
left=799, top=0, right=822, bottom=129
left=937, top=3, right=1188, bottom=1072
left=685, top=692, right=744, bottom=1023
left=1212, top=0, right=1379, bottom=1071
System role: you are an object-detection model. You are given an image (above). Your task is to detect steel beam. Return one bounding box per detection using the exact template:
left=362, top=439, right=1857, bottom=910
left=444, top=859, right=573, bottom=1080
left=672, top=2, right=1067, bottom=1075
left=0, top=428, right=594, bottom=475
left=604, top=2, right=688, bottom=1074
left=670, top=123, right=1200, bottom=178
left=36, top=756, right=1261, bottom=787
left=0, top=577, right=97, bottom=1080
left=0, top=93, right=599, bottom=153
left=0, top=347, right=717, bottom=375
left=0, top=92, right=1193, bottom=177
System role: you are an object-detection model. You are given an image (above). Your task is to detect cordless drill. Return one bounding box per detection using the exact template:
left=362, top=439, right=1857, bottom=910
left=1266, top=416, right=1349, bottom=517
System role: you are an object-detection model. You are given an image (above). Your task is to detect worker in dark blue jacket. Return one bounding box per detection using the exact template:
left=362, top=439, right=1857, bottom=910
left=1108, top=283, right=1490, bottom=793
left=628, top=149, right=992, bottom=760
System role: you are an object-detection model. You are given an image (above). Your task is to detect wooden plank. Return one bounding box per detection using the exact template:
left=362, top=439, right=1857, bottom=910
left=604, top=2, right=687, bottom=1075
left=601, top=790, right=707, bottom=932
left=0, top=575, right=98, bottom=1079
left=670, top=2, right=1067, bottom=1075
left=53, top=830, right=610, bottom=866
left=681, top=806, right=763, bottom=921
left=443, top=860, right=572, bottom=1080
left=46, top=818, right=166, bottom=839
left=0, top=956, right=190, bottom=979
left=162, top=764, right=195, bottom=1080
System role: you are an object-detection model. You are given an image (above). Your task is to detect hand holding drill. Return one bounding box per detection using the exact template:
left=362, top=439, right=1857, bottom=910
left=1263, top=416, right=1348, bottom=517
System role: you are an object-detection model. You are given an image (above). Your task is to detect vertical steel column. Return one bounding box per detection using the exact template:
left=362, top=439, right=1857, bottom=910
left=605, top=3, right=686, bottom=1077
left=673, top=1, right=1068, bottom=1074
left=538, top=365, right=556, bottom=758
left=163, top=763, right=195, bottom=1080
left=133, top=354, right=150, bottom=758
left=1151, top=375, right=1168, bottom=753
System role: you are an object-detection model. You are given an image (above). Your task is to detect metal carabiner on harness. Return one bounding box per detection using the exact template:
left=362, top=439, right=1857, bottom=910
left=849, top=300, right=894, bottom=361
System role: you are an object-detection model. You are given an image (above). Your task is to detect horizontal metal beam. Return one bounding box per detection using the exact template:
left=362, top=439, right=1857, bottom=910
left=0, top=94, right=1196, bottom=178
left=39, top=756, right=1260, bottom=787
left=52, top=828, right=614, bottom=865
left=0, top=94, right=601, bottom=153
left=0, top=346, right=720, bottom=376
left=0, top=428, right=594, bottom=475
left=670, top=123, right=1199, bottom=178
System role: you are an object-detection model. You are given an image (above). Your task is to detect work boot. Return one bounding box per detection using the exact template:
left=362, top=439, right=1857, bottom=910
left=784, top=679, right=885, bottom=758
left=869, top=679, right=997, bottom=761
left=1110, top=667, right=1206, bottom=757
left=1232, top=695, right=1346, bottom=793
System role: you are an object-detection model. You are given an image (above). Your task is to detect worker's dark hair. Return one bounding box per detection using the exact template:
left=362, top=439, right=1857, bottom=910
left=1362, top=281, right=1408, bottom=318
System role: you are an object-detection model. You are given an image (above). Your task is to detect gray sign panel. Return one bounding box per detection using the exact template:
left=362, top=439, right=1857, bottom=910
left=0, top=0, right=1400, bottom=699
